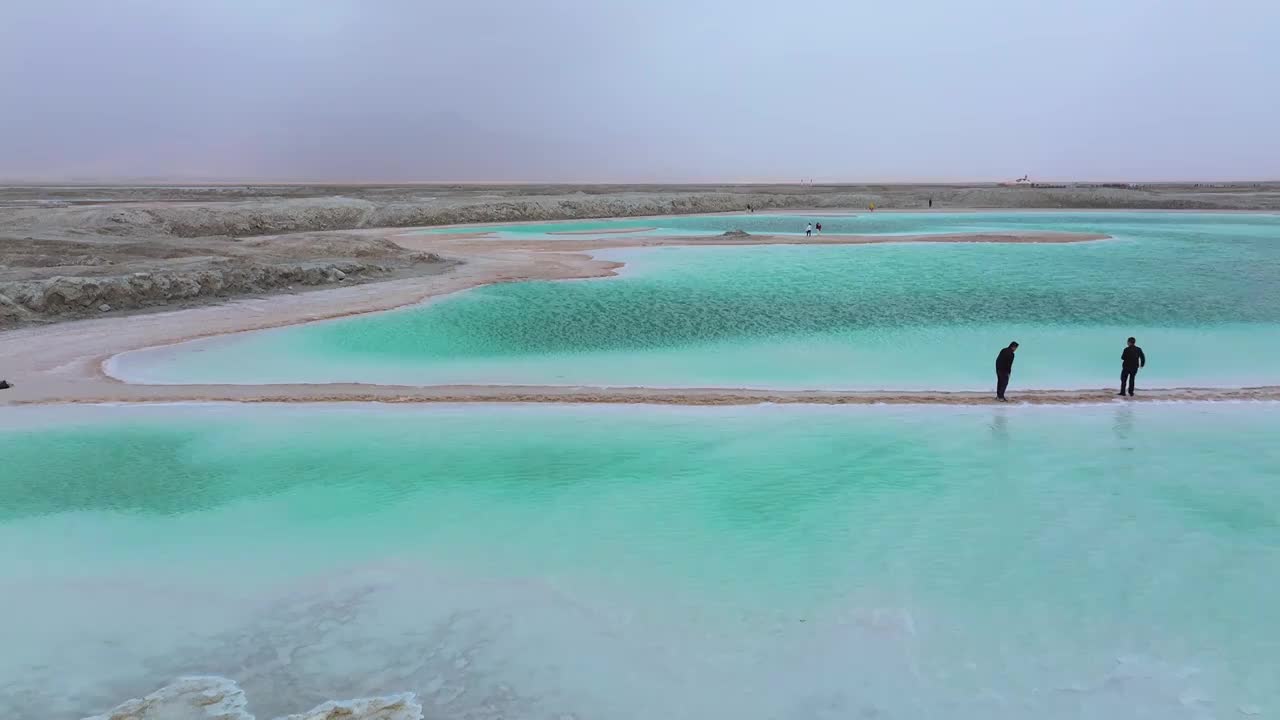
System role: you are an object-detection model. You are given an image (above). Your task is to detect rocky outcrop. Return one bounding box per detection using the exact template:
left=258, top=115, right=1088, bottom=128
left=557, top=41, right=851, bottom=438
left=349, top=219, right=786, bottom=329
left=721, top=229, right=751, bottom=237
left=82, top=676, right=251, bottom=720
left=83, top=677, right=423, bottom=720
left=0, top=254, right=444, bottom=324
left=276, top=693, right=422, bottom=720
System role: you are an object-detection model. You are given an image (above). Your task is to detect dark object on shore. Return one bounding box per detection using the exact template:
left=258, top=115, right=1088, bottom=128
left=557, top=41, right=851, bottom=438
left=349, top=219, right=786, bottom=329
left=1119, top=337, right=1146, bottom=396
left=722, top=229, right=751, bottom=238
left=0, top=380, right=11, bottom=390
left=995, top=341, right=1018, bottom=400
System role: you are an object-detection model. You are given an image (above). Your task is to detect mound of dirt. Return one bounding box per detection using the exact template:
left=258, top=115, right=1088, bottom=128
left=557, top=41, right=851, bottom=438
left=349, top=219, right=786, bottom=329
left=0, top=254, right=445, bottom=324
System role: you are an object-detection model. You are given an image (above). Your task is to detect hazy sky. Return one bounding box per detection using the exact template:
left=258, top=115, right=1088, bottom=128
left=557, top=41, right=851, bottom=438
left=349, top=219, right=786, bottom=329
left=2, top=0, right=1277, bottom=182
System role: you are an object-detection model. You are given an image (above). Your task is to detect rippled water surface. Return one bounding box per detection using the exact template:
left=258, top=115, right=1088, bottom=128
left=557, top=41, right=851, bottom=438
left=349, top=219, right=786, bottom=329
left=2, top=403, right=1278, bottom=719
left=115, top=212, right=1280, bottom=389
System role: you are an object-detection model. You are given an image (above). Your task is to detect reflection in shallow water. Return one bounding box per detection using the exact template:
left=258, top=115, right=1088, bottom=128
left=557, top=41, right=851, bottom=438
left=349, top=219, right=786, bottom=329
left=1113, top=405, right=1136, bottom=445
left=989, top=410, right=1010, bottom=444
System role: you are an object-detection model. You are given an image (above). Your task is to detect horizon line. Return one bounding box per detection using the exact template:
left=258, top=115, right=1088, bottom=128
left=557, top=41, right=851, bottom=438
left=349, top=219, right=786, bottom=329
left=3, top=178, right=1278, bottom=187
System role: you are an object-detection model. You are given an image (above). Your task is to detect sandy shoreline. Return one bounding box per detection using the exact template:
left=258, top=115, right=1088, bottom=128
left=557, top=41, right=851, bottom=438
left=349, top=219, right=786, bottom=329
left=0, top=225, right=1269, bottom=408
left=405, top=230, right=1107, bottom=253
left=0, top=245, right=614, bottom=406
left=16, top=385, right=1280, bottom=407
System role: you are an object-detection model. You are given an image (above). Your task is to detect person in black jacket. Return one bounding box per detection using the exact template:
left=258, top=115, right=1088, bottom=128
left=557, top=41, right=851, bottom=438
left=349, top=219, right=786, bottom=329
left=995, top=341, right=1018, bottom=401
left=1119, top=337, right=1146, bottom=396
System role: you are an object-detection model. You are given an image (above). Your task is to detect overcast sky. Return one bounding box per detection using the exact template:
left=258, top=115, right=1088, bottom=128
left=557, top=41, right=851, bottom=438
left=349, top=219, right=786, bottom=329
left=2, top=0, right=1277, bottom=182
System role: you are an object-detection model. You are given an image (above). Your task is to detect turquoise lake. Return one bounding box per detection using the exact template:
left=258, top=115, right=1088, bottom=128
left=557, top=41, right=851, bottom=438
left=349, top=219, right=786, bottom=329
left=8, top=211, right=1280, bottom=718
left=114, top=212, right=1280, bottom=390
left=421, top=210, right=1277, bottom=238
left=2, top=403, right=1278, bottom=719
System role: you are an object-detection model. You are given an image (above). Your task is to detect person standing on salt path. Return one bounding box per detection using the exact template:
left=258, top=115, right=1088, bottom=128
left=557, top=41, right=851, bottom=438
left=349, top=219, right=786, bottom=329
left=1119, top=337, right=1147, bottom=397
left=995, top=341, right=1018, bottom=401
left=805, top=222, right=813, bottom=237
left=816, top=222, right=823, bottom=234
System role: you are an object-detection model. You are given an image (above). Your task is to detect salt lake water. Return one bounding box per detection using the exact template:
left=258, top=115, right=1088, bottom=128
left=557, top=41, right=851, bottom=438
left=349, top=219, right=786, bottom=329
left=420, top=210, right=1274, bottom=239
left=114, top=212, right=1280, bottom=390
left=2, top=402, right=1278, bottom=719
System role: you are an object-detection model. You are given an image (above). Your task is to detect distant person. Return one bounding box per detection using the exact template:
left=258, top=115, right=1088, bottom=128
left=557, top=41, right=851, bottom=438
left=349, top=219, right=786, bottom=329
left=805, top=222, right=813, bottom=237
left=1119, top=337, right=1146, bottom=397
left=928, top=197, right=933, bottom=208
left=815, top=222, right=823, bottom=234
left=747, top=204, right=754, bottom=213
left=995, top=341, right=1018, bottom=401
left=869, top=202, right=876, bottom=212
